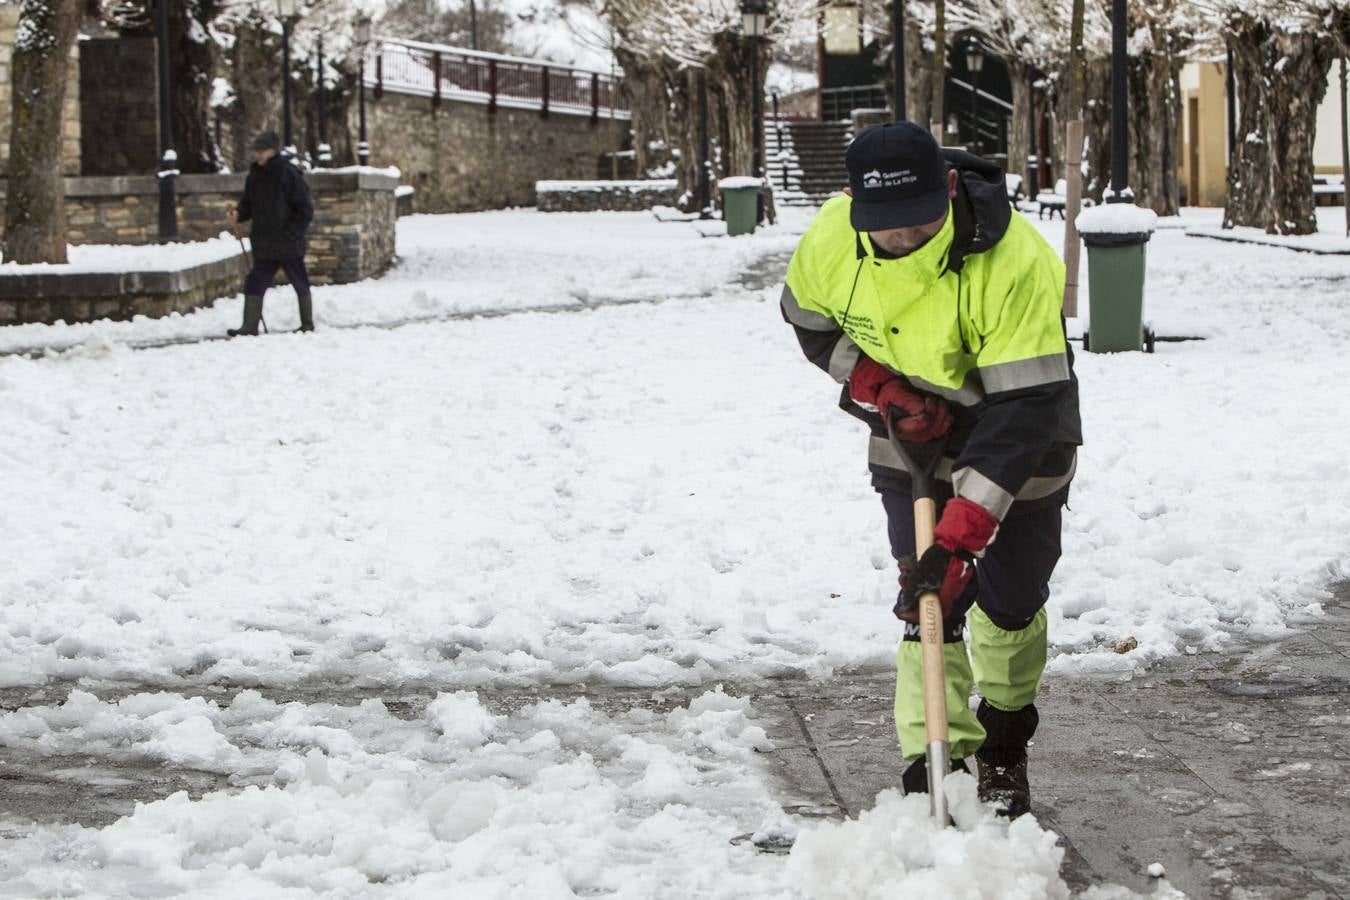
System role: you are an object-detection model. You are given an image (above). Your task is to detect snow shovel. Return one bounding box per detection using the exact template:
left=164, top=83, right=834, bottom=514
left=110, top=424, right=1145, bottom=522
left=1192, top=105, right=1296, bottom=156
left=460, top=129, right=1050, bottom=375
left=885, top=411, right=953, bottom=826
left=230, top=219, right=268, bottom=334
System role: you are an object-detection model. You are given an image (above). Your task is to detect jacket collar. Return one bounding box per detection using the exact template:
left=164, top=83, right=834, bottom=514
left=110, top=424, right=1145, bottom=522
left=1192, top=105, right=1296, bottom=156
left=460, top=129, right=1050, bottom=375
left=942, top=148, right=1012, bottom=274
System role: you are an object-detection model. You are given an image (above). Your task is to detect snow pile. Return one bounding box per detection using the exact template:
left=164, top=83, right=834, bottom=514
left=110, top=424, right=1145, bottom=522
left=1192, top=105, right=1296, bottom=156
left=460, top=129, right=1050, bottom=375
left=1075, top=204, right=1158, bottom=235
left=719, top=176, right=767, bottom=190
left=0, top=688, right=795, bottom=896
left=0, top=690, right=243, bottom=772
left=535, top=179, right=678, bottom=193
left=788, top=777, right=1070, bottom=900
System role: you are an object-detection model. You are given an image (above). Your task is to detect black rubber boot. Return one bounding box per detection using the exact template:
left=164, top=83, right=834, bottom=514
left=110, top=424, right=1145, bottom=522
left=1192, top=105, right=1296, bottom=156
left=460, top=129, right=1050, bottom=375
left=901, top=755, right=971, bottom=795
left=296, top=292, right=315, bottom=332
left=227, top=294, right=265, bottom=337
left=975, top=699, right=1038, bottom=818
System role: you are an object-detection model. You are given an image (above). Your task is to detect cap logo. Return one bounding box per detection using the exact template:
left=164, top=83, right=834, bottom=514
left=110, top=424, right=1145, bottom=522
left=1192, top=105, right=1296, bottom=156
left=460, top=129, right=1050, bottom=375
left=862, top=168, right=918, bottom=189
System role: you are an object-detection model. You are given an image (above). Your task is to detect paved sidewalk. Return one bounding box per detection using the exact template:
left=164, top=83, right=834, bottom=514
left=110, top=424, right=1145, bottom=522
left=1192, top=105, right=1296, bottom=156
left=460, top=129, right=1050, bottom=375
left=3, top=584, right=1345, bottom=898
left=751, top=581, right=1350, bottom=899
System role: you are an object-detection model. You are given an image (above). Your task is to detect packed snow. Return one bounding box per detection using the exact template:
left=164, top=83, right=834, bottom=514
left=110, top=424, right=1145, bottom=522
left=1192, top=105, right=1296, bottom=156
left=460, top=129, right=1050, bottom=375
left=1075, top=203, right=1159, bottom=235
left=0, top=234, right=242, bottom=273
left=2, top=201, right=1348, bottom=895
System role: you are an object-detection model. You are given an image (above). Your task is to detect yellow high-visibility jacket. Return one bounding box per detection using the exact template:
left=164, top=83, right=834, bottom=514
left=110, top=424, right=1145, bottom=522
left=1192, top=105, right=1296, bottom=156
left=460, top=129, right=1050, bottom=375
left=781, top=150, right=1080, bottom=518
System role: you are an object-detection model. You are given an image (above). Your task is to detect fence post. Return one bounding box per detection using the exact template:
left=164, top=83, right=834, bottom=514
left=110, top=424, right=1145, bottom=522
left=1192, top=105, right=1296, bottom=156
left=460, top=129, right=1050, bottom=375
left=375, top=50, right=384, bottom=100
left=432, top=50, right=442, bottom=109
left=540, top=65, right=550, bottom=118
left=591, top=73, right=600, bottom=123
left=488, top=58, right=498, bottom=113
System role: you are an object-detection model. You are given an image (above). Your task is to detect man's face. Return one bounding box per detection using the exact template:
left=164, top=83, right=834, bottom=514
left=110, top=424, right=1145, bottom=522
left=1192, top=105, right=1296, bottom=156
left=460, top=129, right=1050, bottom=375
left=865, top=169, right=960, bottom=258
left=869, top=215, right=947, bottom=257
left=254, top=147, right=277, bottom=166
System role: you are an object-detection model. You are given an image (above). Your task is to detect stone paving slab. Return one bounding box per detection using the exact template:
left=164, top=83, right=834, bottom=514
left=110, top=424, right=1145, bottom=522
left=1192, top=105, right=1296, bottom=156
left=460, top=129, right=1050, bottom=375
left=750, top=582, right=1350, bottom=899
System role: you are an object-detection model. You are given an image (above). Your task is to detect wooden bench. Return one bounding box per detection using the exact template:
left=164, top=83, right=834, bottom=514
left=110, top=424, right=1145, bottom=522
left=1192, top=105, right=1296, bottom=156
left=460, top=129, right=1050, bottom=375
left=1314, top=176, right=1344, bottom=207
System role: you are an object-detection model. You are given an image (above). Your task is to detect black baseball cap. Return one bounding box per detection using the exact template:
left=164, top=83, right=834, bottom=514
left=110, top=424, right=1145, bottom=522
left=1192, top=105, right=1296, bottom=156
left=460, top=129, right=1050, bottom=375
left=845, top=122, right=949, bottom=231
left=252, top=130, right=281, bottom=151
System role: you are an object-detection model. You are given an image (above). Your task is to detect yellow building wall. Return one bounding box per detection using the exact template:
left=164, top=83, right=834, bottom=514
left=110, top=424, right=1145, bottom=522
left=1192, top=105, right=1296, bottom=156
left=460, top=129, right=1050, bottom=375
left=1314, top=69, right=1345, bottom=175
left=1178, top=61, right=1228, bottom=207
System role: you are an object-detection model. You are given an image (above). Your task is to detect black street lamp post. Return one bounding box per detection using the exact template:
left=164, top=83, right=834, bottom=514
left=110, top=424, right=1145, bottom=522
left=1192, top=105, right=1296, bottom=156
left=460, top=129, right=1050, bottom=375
left=279, top=0, right=299, bottom=157
left=357, top=18, right=372, bottom=166
left=1108, top=0, right=1128, bottom=202
left=966, top=40, right=985, bottom=154
left=155, top=0, right=178, bottom=242
left=741, top=0, right=768, bottom=224
left=316, top=34, right=331, bottom=166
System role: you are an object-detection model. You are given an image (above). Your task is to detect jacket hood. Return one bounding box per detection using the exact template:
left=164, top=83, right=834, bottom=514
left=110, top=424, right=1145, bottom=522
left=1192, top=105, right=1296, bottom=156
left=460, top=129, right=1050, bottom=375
left=941, top=148, right=1012, bottom=273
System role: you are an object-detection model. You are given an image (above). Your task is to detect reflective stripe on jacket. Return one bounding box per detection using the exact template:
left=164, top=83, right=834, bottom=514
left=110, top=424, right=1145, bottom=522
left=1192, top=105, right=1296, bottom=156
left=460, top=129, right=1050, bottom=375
left=781, top=151, right=1081, bottom=519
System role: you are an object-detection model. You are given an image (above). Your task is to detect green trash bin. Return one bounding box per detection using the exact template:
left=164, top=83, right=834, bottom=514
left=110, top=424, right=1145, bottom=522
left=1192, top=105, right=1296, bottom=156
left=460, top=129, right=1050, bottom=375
left=719, top=177, right=762, bottom=236
left=1078, top=206, right=1157, bottom=353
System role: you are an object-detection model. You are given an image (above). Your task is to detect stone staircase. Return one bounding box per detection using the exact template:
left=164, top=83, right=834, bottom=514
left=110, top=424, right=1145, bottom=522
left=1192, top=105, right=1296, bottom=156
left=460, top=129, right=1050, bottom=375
left=764, top=119, right=852, bottom=208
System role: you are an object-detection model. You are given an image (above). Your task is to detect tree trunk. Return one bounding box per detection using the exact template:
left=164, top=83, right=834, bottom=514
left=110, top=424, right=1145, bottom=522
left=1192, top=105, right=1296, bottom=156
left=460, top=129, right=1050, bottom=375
left=221, top=16, right=283, bottom=172
left=1126, top=34, right=1184, bottom=216
left=1007, top=61, right=1030, bottom=182
left=930, top=0, right=945, bottom=140
left=1342, top=55, right=1349, bottom=236
left=614, top=48, right=676, bottom=181
left=1081, top=58, right=1112, bottom=202
left=905, top=15, right=936, bottom=126
left=3, top=0, right=80, bottom=265
left=168, top=0, right=223, bottom=173
left=1224, top=14, right=1334, bottom=235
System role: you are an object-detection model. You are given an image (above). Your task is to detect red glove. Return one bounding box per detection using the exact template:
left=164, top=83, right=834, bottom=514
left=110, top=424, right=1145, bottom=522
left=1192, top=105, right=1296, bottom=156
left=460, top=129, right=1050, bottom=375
left=850, top=358, right=953, bottom=443
left=848, top=356, right=894, bottom=407
left=876, top=381, right=953, bottom=443
left=895, top=498, right=999, bottom=621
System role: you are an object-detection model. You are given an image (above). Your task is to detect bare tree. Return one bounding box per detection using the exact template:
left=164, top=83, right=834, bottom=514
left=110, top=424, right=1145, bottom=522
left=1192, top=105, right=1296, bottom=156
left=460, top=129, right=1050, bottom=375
left=4, top=0, right=81, bottom=264
left=97, top=0, right=224, bottom=173
left=597, top=0, right=803, bottom=213
left=1201, top=0, right=1336, bottom=235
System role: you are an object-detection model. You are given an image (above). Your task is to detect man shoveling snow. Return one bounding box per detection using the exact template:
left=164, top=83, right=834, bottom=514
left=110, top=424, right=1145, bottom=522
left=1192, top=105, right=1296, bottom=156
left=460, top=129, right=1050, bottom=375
left=780, top=122, right=1081, bottom=817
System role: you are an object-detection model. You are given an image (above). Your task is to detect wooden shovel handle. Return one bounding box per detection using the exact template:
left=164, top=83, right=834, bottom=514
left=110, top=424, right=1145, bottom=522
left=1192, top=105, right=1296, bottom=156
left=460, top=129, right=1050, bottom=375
left=913, top=497, right=950, bottom=746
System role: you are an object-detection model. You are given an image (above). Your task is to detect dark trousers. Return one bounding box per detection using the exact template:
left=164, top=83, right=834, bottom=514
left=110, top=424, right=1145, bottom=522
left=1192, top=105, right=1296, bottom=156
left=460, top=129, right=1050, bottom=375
left=244, top=257, right=311, bottom=297
left=881, top=490, right=1063, bottom=634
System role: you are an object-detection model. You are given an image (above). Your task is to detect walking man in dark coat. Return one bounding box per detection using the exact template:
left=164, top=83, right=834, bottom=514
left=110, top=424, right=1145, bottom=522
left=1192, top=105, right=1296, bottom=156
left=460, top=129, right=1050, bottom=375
left=226, top=130, right=316, bottom=336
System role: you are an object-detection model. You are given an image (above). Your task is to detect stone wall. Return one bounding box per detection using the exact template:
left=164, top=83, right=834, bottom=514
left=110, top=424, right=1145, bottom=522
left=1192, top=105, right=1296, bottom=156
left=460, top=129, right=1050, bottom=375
left=79, top=36, right=158, bottom=177
left=0, top=255, right=243, bottom=327
left=368, top=89, right=629, bottom=213
left=536, top=180, right=678, bottom=212
left=0, top=169, right=398, bottom=285
left=0, top=5, right=81, bottom=177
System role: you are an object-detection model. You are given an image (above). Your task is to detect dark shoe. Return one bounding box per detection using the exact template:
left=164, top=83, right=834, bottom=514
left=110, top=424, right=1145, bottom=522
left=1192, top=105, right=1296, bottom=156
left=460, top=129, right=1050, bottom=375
left=228, top=294, right=265, bottom=337
left=976, top=756, right=1031, bottom=818
left=974, top=699, right=1038, bottom=818
left=901, top=755, right=970, bottom=795
left=296, top=292, right=315, bottom=332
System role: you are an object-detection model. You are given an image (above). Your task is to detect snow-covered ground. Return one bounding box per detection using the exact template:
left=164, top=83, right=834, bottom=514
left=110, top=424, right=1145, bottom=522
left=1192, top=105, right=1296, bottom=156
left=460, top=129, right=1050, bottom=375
left=0, top=211, right=801, bottom=355
left=0, top=204, right=1345, bottom=896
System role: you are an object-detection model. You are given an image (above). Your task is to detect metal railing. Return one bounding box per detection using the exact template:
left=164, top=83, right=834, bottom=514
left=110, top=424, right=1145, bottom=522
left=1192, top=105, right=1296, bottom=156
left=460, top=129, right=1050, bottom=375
left=370, top=38, right=629, bottom=120
left=820, top=85, right=888, bottom=122
left=946, top=77, right=1013, bottom=156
